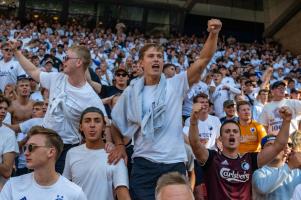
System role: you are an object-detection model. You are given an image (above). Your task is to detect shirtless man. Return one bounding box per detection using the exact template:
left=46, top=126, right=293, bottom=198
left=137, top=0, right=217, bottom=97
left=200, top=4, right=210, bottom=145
left=8, top=77, right=35, bottom=124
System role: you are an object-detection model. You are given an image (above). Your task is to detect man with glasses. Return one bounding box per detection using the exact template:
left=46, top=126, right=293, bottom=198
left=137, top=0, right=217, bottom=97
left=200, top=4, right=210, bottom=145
left=259, top=81, right=301, bottom=135
left=252, top=136, right=301, bottom=200
left=88, top=68, right=129, bottom=117
left=9, top=41, right=107, bottom=173
left=0, top=126, right=87, bottom=199
left=0, top=43, right=26, bottom=92
left=0, top=95, right=18, bottom=190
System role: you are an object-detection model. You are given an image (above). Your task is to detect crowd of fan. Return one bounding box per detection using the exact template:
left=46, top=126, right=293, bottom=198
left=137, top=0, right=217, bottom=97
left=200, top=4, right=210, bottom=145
left=0, top=15, right=301, bottom=200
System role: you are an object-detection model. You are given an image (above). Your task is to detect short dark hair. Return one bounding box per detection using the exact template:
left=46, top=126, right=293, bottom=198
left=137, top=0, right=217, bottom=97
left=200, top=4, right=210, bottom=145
left=0, top=95, right=11, bottom=107
left=79, top=107, right=105, bottom=125
left=220, top=120, right=241, bottom=136
left=212, top=69, right=222, bottom=75
left=163, top=63, right=176, bottom=71
left=193, top=93, right=209, bottom=103
left=27, top=126, right=63, bottom=161
left=33, top=101, right=44, bottom=107
left=236, top=100, right=251, bottom=112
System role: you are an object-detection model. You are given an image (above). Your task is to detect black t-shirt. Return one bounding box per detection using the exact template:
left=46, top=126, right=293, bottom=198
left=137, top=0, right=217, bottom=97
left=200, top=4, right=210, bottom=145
left=202, top=150, right=258, bottom=200
left=99, top=85, right=123, bottom=118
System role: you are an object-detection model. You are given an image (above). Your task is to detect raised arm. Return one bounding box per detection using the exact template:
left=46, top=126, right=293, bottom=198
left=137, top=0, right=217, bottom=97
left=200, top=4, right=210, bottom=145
left=10, top=41, right=41, bottom=82
left=187, top=19, right=222, bottom=87
left=85, top=69, right=102, bottom=94
left=188, top=103, right=209, bottom=164
left=257, top=106, right=292, bottom=167
left=260, top=66, right=273, bottom=89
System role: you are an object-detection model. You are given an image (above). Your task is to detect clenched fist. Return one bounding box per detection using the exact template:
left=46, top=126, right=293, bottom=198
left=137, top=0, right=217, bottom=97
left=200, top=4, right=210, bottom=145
left=279, top=106, right=293, bottom=122
left=207, top=19, right=222, bottom=34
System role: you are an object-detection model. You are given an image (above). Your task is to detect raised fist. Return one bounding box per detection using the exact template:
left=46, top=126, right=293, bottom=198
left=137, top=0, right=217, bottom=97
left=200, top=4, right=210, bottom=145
left=207, top=19, right=222, bottom=34
left=279, top=106, right=293, bottom=122
left=8, top=39, right=21, bottom=51
left=191, top=103, right=202, bottom=122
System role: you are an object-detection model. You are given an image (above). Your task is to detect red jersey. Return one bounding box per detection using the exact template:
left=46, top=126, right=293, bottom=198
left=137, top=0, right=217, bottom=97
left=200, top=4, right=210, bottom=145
left=202, top=150, right=258, bottom=200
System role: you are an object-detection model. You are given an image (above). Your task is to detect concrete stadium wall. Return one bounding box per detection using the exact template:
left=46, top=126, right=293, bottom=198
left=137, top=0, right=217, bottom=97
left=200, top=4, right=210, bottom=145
left=273, top=10, right=301, bottom=55
left=263, top=0, right=301, bottom=55
left=263, top=0, right=295, bottom=28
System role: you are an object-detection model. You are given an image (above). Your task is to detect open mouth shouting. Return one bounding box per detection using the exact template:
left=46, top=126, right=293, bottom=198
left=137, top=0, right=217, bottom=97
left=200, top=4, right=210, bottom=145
left=152, top=63, right=160, bottom=70
left=229, top=137, right=236, bottom=145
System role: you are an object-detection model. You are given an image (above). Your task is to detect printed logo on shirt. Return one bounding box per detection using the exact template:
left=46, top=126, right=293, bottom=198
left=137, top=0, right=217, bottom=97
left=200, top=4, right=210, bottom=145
left=220, top=167, right=250, bottom=183
left=221, top=160, right=229, bottom=166
left=19, top=197, right=27, bottom=200
left=250, top=127, right=255, bottom=134
left=55, top=195, right=64, bottom=200
left=241, top=161, right=250, bottom=170
left=272, top=109, right=281, bottom=119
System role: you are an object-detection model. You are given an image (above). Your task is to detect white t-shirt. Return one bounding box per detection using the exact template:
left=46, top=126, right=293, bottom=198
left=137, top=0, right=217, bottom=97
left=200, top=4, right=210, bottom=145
left=0, top=59, right=26, bottom=92
left=211, top=83, right=240, bottom=118
left=63, top=144, right=128, bottom=200
left=130, top=72, right=189, bottom=163
left=182, top=81, right=209, bottom=117
left=40, top=72, right=107, bottom=144
left=258, top=99, right=301, bottom=135
left=292, top=184, right=301, bottom=200
left=3, top=112, right=11, bottom=125
left=17, top=118, right=44, bottom=169
left=252, top=100, right=265, bottom=122
left=0, top=173, right=87, bottom=200
left=183, top=115, right=221, bottom=150
left=0, top=124, right=19, bottom=190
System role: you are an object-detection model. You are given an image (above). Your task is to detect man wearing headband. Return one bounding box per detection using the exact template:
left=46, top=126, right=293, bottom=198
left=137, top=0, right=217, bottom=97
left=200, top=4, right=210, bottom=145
left=252, top=136, right=301, bottom=200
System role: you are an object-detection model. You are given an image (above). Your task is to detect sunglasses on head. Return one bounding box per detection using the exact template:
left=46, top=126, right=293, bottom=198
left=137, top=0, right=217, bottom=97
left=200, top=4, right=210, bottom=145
left=116, top=73, right=127, bottom=77
left=23, top=143, right=49, bottom=153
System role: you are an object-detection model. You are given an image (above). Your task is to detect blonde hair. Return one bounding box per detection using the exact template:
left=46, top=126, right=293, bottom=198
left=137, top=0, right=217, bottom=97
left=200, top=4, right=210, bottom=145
left=155, top=172, right=194, bottom=200
left=291, top=130, right=301, bottom=152
left=69, top=45, right=91, bottom=70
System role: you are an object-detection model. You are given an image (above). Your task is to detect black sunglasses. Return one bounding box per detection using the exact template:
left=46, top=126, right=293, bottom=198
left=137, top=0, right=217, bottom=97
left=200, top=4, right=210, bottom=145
left=116, top=73, right=127, bottom=77
left=64, top=55, right=80, bottom=61
left=23, top=144, right=49, bottom=153
left=3, top=48, right=12, bottom=52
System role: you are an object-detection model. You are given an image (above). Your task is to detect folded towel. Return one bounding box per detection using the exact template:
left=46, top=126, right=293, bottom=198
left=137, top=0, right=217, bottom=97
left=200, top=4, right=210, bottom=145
left=112, top=74, right=167, bottom=139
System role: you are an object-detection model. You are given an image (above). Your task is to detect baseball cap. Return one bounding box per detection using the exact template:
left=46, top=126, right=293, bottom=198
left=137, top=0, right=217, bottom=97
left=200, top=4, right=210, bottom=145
left=17, top=75, right=30, bottom=81
left=271, top=81, right=286, bottom=89
left=223, top=100, right=236, bottom=108
left=261, top=135, right=277, bottom=147
left=114, top=68, right=128, bottom=76
left=45, top=59, right=54, bottom=65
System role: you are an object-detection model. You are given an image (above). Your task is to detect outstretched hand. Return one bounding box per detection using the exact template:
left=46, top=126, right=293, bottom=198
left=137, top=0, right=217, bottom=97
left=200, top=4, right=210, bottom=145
left=207, top=19, right=222, bottom=34
left=279, top=106, right=292, bottom=122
